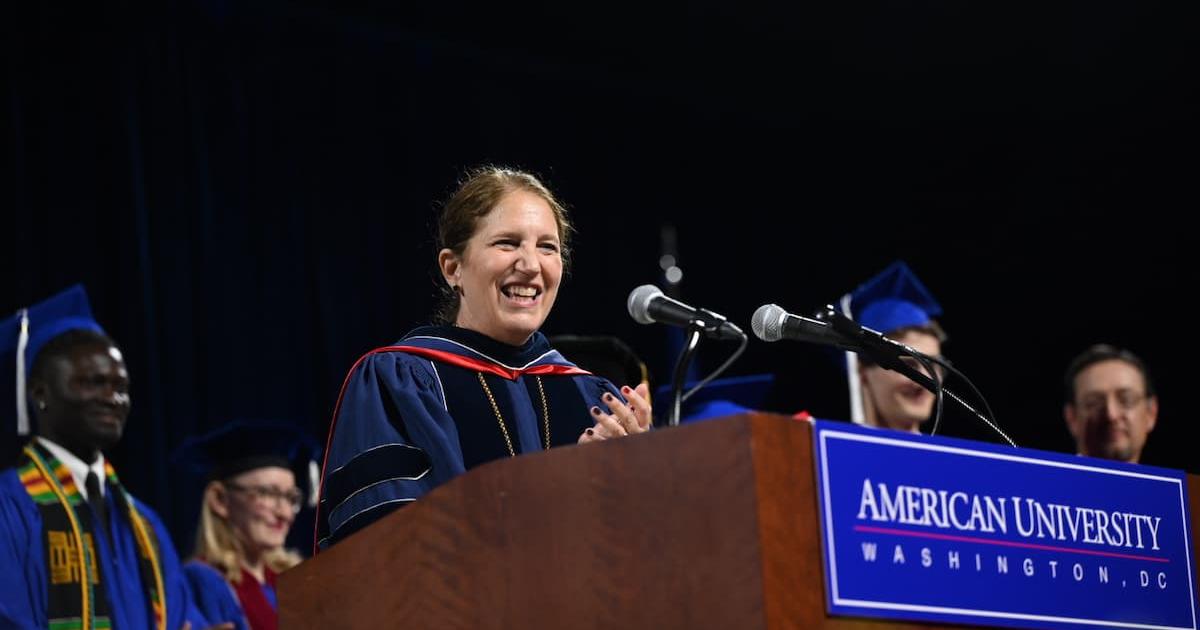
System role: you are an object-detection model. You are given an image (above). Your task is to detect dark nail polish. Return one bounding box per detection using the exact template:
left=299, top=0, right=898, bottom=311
left=603, top=393, right=613, bottom=401
left=590, top=406, right=601, bottom=415
left=586, top=428, right=595, bottom=436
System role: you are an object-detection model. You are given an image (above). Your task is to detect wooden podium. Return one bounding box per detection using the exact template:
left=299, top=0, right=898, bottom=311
left=278, top=414, right=1200, bottom=629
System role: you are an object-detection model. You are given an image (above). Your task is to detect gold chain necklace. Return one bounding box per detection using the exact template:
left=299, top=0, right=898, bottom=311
left=477, top=372, right=550, bottom=457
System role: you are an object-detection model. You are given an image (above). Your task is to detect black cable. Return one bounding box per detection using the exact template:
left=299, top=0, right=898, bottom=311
left=819, top=305, right=1009, bottom=446
left=669, top=326, right=704, bottom=427
left=681, top=331, right=749, bottom=403
left=910, top=351, right=945, bottom=437
left=924, top=354, right=1013, bottom=446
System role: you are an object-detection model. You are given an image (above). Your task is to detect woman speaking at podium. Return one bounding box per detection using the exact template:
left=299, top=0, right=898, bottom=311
left=314, top=167, right=652, bottom=550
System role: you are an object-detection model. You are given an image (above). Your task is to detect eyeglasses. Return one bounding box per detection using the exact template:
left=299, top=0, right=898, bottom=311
left=1076, top=390, right=1149, bottom=415
left=224, top=482, right=304, bottom=514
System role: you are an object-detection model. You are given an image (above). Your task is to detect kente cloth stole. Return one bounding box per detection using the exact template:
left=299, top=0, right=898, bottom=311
left=19, top=443, right=167, bottom=630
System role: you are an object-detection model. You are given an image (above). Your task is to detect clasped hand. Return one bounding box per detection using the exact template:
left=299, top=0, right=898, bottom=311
left=578, top=383, right=652, bottom=442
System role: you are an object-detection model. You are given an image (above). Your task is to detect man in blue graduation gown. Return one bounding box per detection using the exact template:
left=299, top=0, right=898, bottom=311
left=0, top=286, right=203, bottom=630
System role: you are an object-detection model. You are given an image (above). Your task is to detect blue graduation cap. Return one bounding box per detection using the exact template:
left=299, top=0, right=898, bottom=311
left=172, top=420, right=324, bottom=508
left=653, top=373, right=775, bottom=423
left=845, top=260, right=942, bottom=335
left=0, top=285, right=106, bottom=440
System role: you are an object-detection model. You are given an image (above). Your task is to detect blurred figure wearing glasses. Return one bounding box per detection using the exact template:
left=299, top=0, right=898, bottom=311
left=1063, top=345, right=1158, bottom=464
left=174, top=421, right=320, bottom=630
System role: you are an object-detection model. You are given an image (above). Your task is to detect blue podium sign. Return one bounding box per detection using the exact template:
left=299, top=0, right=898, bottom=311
left=812, top=420, right=1197, bottom=630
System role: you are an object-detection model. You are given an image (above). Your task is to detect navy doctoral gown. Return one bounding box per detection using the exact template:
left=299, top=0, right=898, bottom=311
left=316, top=325, right=621, bottom=549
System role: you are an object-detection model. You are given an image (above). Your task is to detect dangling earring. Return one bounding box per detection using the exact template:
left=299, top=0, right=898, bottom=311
left=37, top=400, right=47, bottom=411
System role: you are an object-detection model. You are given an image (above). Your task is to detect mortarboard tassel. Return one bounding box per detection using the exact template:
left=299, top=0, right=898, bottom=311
left=16, top=308, right=30, bottom=436
left=839, top=294, right=866, bottom=426
left=308, top=459, right=321, bottom=509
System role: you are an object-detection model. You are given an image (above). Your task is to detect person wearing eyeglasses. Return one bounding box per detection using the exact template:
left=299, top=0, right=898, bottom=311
left=1062, top=345, right=1158, bottom=464
left=174, top=421, right=319, bottom=630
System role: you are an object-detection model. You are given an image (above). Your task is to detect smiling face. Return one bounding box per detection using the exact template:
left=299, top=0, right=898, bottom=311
left=1064, top=359, right=1157, bottom=463
left=212, top=466, right=298, bottom=558
left=859, top=329, right=942, bottom=433
left=32, top=341, right=131, bottom=462
left=439, top=188, right=564, bottom=346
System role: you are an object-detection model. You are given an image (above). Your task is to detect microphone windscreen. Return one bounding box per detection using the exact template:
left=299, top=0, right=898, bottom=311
left=626, top=285, right=662, bottom=325
left=751, top=304, right=786, bottom=342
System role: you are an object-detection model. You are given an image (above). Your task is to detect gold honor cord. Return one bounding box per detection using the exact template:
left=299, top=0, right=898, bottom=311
left=126, top=505, right=166, bottom=630
left=24, top=449, right=168, bottom=630
left=24, top=446, right=95, bottom=630
left=478, top=373, right=551, bottom=457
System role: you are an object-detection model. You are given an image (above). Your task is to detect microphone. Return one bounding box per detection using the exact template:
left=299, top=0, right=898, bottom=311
left=752, top=303, right=937, bottom=393
left=814, top=305, right=939, bottom=393
left=626, top=285, right=745, bottom=341
left=750, top=304, right=856, bottom=349
left=812, top=305, right=1014, bottom=446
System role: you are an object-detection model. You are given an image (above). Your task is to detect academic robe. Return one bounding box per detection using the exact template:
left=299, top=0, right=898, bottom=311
left=0, top=466, right=198, bottom=630
left=184, top=560, right=280, bottom=630
left=316, top=325, right=621, bottom=549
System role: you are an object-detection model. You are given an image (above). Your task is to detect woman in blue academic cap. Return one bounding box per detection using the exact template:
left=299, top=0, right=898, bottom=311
left=840, top=261, right=947, bottom=434
left=177, top=421, right=318, bottom=630
left=315, top=167, right=653, bottom=550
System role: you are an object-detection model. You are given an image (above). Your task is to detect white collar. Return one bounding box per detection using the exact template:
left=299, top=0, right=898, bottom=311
left=37, top=437, right=107, bottom=499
